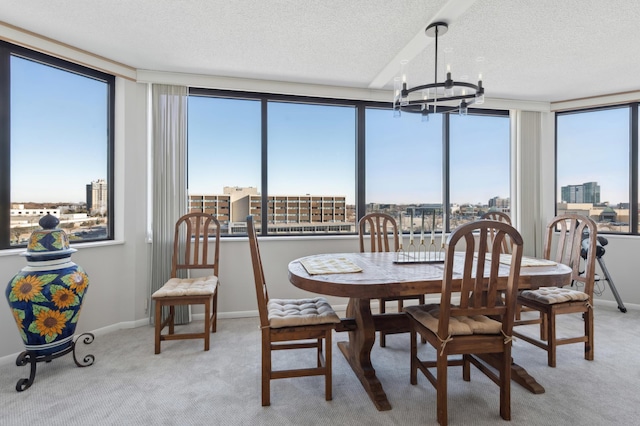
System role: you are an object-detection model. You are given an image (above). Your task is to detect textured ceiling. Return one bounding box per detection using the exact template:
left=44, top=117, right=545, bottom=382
left=2, top=0, right=640, bottom=103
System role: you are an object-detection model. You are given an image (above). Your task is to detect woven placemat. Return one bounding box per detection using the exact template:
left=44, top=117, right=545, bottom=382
left=300, top=257, right=363, bottom=275
left=485, top=253, right=557, bottom=267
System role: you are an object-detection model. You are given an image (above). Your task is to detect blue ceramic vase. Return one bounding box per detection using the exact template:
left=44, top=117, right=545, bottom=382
left=5, top=214, right=89, bottom=356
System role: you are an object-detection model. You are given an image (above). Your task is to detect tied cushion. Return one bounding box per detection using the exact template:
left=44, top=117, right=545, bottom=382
left=404, top=304, right=502, bottom=336
left=520, top=286, right=589, bottom=304
left=152, top=276, right=218, bottom=298
left=267, top=297, right=341, bottom=328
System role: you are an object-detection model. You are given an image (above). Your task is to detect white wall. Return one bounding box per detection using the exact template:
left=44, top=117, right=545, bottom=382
left=1, top=25, right=639, bottom=363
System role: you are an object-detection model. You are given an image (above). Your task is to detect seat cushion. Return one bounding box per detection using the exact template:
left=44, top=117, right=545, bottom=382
left=267, top=297, right=341, bottom=328
left=404, top=304, right=502, bottom=336
left=519, top=287, right=589, bottom=304
left=152, top=276, right=218, bottom=298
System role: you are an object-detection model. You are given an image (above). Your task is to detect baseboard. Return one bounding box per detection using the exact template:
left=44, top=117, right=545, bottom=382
left=594, top=298, right=638, bottom=312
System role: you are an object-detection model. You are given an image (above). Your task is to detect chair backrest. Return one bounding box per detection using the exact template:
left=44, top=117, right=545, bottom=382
left=439, top=220, right=524, bottom=339
left=544, top=214, right=597, bottom=297
left=480, top=211, right=512, bottom=254
left=358, top=213, right=399, bottom=253
left=171, top=212, right=220, bottom=278
left=247, top=215, right=270, bottom=328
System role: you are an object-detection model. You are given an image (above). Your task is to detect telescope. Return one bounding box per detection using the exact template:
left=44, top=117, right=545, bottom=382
left=580, top=234, right=607, bottom=259
left=580, top=230, right=626, bottom=313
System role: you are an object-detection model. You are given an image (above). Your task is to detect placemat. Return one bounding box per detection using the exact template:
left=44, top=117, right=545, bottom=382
left=300, top=257, right=363, bottom=275
left=485, top=253, right=557, bottom=267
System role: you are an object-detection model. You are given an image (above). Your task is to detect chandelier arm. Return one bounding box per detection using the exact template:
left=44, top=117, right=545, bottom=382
left=404, top=81, right=480, bottom=98
left=403, top=94, right=477, bottom=107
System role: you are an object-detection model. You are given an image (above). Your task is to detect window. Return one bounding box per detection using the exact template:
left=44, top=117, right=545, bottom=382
left=188, top=89, right=510, bottom=237
left=556, top=106, right=633, bottom=234
left=0, top=41, right=115, bottom=249
left=267, top=101, right=355, bottom=234
left=187, top=95, right=261, bottom=234
left=365, top=108, right=443, bottom=235
left=449, top=113, right=510, bottom=228
left=365, top=108, right=510, bottom=234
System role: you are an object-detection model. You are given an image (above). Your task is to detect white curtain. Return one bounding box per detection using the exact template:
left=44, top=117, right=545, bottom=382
left=511, top=110, right=543, bottom=257
left=149, top=84, right=189, bottom=324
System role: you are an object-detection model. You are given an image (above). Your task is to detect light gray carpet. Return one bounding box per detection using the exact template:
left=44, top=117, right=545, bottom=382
left=1, top=305, right=637, bottom=425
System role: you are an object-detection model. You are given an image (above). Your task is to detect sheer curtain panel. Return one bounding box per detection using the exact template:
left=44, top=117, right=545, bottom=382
left=149, top=84, right=189, bottom=325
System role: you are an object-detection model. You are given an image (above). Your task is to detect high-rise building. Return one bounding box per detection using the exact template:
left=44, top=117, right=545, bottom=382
left=86, top=179, right=108, bottom=216
left=488, top=196, right=510, bottom=209
left=561, top=182, right=600, bottom=204
left=188, top=187, right=351, bottom=234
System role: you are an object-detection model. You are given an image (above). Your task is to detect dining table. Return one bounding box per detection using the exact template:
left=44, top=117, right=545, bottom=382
left=288, top=251, right=572, bottom=411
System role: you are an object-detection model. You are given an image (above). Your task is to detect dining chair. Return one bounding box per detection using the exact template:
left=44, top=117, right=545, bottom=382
left=480, top=211, right=526, bottom=319
left=404, top=220, right=524, bottom=426
left=246, top=215, right=341, bottom=406
left=358, top=212, right=424, bottom=347
left=513, top=213, right=597, bottom=367
left=151, top=212, right=220, bottom=354
left=480, top=211, right=512, bottom=254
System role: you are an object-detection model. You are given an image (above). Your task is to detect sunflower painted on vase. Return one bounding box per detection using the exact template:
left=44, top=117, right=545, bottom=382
left=5, top=214, right=90, bottom=356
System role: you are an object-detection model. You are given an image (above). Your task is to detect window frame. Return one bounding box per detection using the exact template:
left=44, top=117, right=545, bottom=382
left=555, top=103, right=639, bottom=235
left=0, top=41, right=115, bottom=249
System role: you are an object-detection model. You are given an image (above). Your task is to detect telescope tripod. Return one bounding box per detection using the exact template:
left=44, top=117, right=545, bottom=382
left=594, top=256, right=627, bottom=313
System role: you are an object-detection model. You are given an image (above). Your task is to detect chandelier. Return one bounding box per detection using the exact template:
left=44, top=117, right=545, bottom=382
left=393, top=22, right=484, bottom=118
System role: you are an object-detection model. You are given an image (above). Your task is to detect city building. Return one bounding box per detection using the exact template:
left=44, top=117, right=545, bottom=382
left=189, top=187, right=351, bottom=234
left=86, top=179, right=108, bottom=216
left=561, top=182, right=600, bottom=204
left=488, top=196, right=510, bottom=210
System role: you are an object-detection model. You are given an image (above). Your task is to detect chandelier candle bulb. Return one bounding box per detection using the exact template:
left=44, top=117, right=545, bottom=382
left=431, top=211, right=435, bottom=243
left=409, top=211, right=414, bottom=244
left=398, top=213, right=403, bottom=248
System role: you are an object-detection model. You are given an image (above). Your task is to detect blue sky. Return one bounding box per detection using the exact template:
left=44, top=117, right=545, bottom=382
left=11, top=56, right=107, bottom=203
left=189, top=98, right=510, bottom=206
left=556, top=107, right=629, bottom=205
left=11, top=54, right=629, bottom=207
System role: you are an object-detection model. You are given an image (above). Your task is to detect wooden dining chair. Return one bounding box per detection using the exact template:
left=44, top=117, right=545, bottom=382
left=246, top=215, right=341, bottom=406
left=152, top=212, right=220, bottom=354
left=404, top=220, right=524, bottom=426
left=358, top=212, right=424, bottom=347
left=480, top=211, right=512, bottom=254
left=513, top=213, right=597, bottom=367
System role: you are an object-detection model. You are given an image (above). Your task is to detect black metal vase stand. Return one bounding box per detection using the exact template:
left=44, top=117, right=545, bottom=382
left=14, top=332, right=96, bottom=392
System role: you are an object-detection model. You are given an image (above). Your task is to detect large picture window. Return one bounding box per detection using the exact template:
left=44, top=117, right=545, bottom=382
left=187, top=90, right=510, bottom=237
left=556, top=106, right=634, bottom=234
left=0, top=41, right=115, bottom=249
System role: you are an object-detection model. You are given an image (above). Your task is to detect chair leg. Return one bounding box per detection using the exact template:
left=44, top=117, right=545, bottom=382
left=462, top=354, right=470, bottom=381
left=585, top=307, right=594, bottom=361
left=325, top=330, right=333, bottom=401
left=540, top=312, right=548, bottom=341
left=410, top=326, right=418, bottom=385
left=211, top=291, right=218, bottom=333
left=203, top=299, right=211, bottom=352
left=262, top=329, right=271, bottom=406
left=154, top=300, right=162, bottom=354
left=168, top=306, right=175, bottom=335
left=379, top=299, right=386, bottom=348
left=500, top=350, right=512, bottom=421
left=436, top=352, right=448, bottom=426
left=547, top=312, right=556, bottom=367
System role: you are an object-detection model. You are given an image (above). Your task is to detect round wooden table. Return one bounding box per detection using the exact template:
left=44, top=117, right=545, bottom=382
left=288, top=252, right=572, bottom=411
